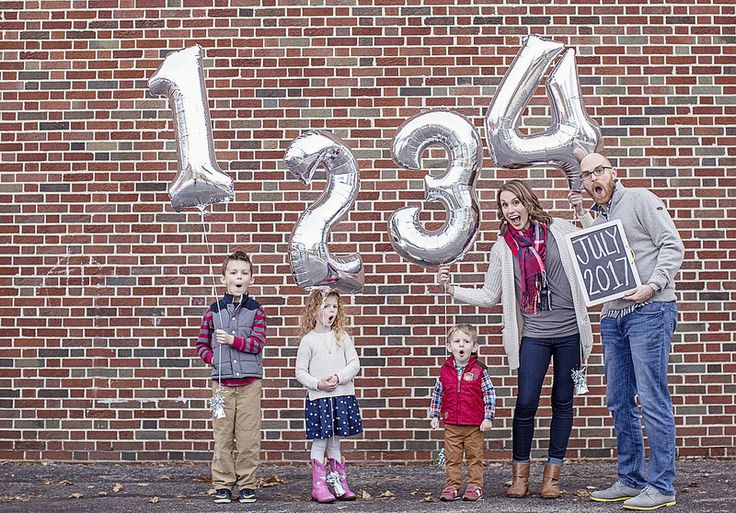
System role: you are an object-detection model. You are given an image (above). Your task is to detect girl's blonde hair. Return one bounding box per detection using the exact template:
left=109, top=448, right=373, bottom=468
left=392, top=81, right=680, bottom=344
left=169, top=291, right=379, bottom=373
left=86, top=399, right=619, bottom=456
left=298, top=289, right=347, bottom=344
left=496, top=179, right=553, bottom=235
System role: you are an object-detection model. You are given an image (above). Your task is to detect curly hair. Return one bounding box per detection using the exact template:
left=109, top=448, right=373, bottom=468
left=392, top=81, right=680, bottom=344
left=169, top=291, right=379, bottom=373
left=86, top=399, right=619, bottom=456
left=496, top=180, right=553, bottom=235
left=298, top=289, right=348, bottom=344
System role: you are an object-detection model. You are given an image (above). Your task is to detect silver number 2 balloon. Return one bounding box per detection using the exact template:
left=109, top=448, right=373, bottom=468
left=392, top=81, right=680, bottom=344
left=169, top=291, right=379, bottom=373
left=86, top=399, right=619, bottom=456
left=388, top=110, right=481, bottom=268
left=148, top=45, right=234, bottom=212
left=284, top=130, right=364, bottom=294
left=485, top=35, right=602, bottom=192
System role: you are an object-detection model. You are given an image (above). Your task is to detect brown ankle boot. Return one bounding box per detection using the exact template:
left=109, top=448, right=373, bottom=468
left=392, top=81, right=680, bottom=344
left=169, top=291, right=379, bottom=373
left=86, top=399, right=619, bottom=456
left=506, top=462, right=530, bottom=498
left=540, top=462, right=561, bottom=498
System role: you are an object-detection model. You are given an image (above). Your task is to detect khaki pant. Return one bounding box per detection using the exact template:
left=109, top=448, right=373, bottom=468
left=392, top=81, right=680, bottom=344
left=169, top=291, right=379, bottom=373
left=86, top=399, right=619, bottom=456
left=211, top=380, right=261, bottom=489
left=444, top=424, right=484, bottom=488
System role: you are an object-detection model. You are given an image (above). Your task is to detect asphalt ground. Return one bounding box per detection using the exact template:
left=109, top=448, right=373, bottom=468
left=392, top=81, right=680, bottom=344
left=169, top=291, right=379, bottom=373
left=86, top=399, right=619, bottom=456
left=1, top=459, right=734, bottom=513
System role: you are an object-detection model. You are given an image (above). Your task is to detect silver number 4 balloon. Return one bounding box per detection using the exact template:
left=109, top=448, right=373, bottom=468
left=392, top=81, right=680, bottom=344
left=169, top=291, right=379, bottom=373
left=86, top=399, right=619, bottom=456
left=485, top=35, right=602, bottom=192
left=148, top=45, right=234, bottom=212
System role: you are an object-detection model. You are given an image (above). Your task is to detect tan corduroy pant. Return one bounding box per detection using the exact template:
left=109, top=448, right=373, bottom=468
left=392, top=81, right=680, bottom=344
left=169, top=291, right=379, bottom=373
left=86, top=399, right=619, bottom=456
left=444, top=424, right=485, bottom=488
left=211, top=380, right=262, bottom=489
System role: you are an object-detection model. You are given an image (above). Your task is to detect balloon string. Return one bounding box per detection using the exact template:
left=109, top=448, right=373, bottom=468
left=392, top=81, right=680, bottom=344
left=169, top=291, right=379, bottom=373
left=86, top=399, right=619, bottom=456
left=201, top=214, right=225, bottom=389
left=444, top=276, right=448, bottom=346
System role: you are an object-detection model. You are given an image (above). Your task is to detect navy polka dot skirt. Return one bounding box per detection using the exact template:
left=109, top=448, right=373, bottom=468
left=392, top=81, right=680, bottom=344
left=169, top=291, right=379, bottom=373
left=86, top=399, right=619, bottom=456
left=304, top=395, right=363, bottom=440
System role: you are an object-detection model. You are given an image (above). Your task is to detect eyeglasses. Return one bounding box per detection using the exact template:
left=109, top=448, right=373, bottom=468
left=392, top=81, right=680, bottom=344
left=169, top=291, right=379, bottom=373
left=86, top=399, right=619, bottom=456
left=580, top=166, right=612, bottom=181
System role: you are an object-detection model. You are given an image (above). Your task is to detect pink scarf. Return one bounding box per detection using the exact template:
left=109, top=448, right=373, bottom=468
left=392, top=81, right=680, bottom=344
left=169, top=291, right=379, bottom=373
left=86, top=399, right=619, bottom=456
left=503, top=222, right=550, bottom=314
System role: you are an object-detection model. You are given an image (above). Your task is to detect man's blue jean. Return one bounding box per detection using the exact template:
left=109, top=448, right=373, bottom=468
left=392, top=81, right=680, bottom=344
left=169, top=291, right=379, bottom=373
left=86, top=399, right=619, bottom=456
left=601, top=301, right=677, bottom=495
left=513, top=333, right=580, bottom=464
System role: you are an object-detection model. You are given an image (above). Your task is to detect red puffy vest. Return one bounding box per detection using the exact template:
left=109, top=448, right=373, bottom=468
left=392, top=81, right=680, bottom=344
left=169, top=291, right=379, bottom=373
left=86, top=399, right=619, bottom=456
left=439, top=356, right=486, bottom=426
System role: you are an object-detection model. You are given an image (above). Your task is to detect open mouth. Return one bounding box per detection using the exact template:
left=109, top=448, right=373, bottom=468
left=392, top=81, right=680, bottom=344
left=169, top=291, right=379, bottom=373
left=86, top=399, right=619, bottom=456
left=507, top=214, right=521, bottom=225
left=458, top=350, right=466, bottom=358
left=327, top=315, right=335, bottom=324
left=594, top=185, right=604, bottom=196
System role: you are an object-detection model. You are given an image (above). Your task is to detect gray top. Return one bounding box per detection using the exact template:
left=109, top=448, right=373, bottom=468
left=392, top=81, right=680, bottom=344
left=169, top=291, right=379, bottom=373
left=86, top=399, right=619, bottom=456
left=512, top=230, right=579, bottom=338
left=581, top=182, right=685, bottom=314
left=452, top=217, right=593, bottom=370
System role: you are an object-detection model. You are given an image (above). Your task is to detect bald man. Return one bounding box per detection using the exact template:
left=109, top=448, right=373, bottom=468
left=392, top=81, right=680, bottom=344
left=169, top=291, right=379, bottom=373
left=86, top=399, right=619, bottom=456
left=569, top=153, right=684, bottom=511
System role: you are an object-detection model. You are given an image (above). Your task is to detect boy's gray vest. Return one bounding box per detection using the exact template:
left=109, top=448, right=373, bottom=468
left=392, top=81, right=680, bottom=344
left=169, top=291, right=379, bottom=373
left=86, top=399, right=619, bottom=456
left=210, top=294, right=263, bottom=381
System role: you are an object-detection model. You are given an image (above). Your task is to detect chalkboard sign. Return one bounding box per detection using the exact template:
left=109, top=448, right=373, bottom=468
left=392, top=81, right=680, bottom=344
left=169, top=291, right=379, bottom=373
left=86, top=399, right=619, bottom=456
left=565, top=219, right=641, bottom=307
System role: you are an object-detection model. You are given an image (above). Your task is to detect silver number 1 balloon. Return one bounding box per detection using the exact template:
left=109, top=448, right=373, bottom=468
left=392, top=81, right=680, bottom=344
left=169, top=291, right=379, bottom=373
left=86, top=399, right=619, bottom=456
left=485, top=35, right=602, bottom=191
left=148, top=45, right=234, bottom=212
left=389, top=110, right=481, bottom=268
left=284, top=130, right=364, bottom=294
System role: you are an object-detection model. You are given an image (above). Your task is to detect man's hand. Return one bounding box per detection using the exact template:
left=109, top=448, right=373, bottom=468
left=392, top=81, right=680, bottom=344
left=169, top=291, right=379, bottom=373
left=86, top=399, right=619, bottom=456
left=622, top=284, right=656, bottom=304
left=215, top=329, right=234, bottom=345
left=567, top=190, right=586, bottom=217
left=430, top=418, right=439, bottom=429
left=480, top=419, right=492, bottom=432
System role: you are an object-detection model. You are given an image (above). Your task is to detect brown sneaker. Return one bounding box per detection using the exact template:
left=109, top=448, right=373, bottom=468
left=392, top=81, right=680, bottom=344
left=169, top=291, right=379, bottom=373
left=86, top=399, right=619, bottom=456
left=440, top=486, right=460, bottom=501
left=462, top=485, right=483, bottom=501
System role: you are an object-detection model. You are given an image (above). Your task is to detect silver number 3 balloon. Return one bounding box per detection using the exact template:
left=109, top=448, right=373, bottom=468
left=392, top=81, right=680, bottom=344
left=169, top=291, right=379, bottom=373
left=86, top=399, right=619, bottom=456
left=148, top=45, right=234, bottom=212
left=284, top=130, right=364, bottom=294
left=485, top=35, right=602, bottom=192
left=388, top=110, right=481, bottom=268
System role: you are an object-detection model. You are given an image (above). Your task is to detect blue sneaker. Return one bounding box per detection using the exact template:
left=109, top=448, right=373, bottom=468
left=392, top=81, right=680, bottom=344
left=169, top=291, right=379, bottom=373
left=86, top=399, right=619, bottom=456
left=213, top=488, right=232, bottom=504
left=238, top=489, right=256, bottom=503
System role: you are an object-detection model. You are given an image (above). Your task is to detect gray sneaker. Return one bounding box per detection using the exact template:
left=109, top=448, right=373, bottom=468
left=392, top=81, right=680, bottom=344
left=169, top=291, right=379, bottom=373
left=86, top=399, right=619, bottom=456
left=590, top=480, right=644, bottom=502
left=623, top=486, right=676, bottom=510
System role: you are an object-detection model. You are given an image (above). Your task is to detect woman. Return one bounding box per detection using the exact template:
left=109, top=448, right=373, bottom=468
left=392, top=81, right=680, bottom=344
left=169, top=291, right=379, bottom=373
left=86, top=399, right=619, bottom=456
left=438, top=180, right=592, bottom=499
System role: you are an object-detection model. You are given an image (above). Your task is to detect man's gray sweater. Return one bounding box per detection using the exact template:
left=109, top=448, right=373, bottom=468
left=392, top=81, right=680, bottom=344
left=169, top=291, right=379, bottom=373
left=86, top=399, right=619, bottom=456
left=581, top=182, right=685, bottom=314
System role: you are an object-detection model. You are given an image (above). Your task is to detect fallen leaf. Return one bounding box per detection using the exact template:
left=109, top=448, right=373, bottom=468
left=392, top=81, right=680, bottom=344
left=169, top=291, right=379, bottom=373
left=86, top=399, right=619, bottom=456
left=193, top=476, right=210, bottom=483
left=0, top=495, right=30, bottom=503
left=136, top=482, right=149, bottom=487
left=148, top=496, right=160, bottom=503
left=42, top=480, right=53, bottom=486
left=113, top=483, right=124, bottom=493
left=98, top=492, right=107, bottom=497
left=60, top=480, right=73, bottom=486
left=68, top=492, right=83, bottom=499
left=175, top=493, right=185, bottom=499
left=161, top=475, right=171, bottom=481
left=409, top=489, right=419, bottom=496
left=86, top=485, right=95, bottom=489
left=420, top=495, right=436, bottom=502
left=377, top=490, right=395, bottom=498
left=257, top=475, right=287, bottom=488
left=686, top=481, right=699, bottom=488
left=586, top=485, right=596, bottom=490
left=576, top=489, right=591, bottom=497
left=358, top=489, right=371, bottom=500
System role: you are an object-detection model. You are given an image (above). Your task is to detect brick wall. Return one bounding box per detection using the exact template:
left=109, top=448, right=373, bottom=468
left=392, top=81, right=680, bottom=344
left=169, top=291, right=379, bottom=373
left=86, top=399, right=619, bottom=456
left=1, top=0, right=735, bottom=463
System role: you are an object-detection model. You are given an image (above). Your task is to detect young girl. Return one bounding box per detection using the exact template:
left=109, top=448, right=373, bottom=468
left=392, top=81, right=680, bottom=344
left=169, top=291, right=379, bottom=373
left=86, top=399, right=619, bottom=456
left=295, top=289, right=363, bottom=503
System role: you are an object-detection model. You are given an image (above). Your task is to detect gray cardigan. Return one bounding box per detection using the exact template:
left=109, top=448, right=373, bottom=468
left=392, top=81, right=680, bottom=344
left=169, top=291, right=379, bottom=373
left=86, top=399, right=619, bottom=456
left=452, top=217, right=593, bottom=371
left=580, top=182, right=685, bottom=314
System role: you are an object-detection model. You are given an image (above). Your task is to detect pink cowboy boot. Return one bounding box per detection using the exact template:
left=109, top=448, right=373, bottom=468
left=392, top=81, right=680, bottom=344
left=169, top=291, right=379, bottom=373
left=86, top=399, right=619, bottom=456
left=311, top=459, right=336, bottom=503
left=327, top=458, right=357, bottom=501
